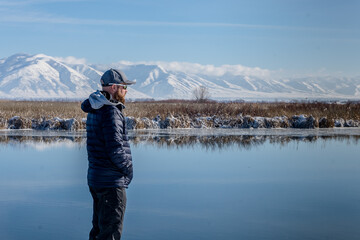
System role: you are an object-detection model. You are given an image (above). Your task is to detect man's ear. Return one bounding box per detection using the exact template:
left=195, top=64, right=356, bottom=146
left=110, top=85, right=117, bottom=93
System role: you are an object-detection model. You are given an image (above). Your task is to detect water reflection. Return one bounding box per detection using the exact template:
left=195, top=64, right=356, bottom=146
left=0, top=129, right=359, bottom=150
left=1, top=129, right=360, bottom=240
left=130, top=134, right=360, bottom=150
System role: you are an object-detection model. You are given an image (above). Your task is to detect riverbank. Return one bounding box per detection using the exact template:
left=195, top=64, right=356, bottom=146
left=0, top=100, right=359, bottom=130
left=1, top=114, right=359, bottom=131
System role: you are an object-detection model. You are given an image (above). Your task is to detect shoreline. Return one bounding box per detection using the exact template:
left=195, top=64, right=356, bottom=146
left=1, top=128, right=360, bottom=150
left=1, top=114, right=359, bottom=131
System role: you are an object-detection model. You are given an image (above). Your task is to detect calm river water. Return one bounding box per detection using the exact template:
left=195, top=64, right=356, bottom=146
left=0, top=129, right=359, bottom=240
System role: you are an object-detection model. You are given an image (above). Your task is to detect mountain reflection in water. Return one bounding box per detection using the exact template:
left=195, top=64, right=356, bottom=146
left=1, top=129, right=359, bottom=150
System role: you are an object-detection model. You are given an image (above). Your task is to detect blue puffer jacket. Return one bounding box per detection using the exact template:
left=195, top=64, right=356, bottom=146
left=81, top=90, right=133, bottom=188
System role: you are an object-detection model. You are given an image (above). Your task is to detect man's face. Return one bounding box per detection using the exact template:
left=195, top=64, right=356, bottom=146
left=113, top=85, right=127, bottom=104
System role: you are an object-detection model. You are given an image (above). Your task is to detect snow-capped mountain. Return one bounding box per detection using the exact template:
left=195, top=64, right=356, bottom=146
left=96, top=61, right=360, bottom=100
left=0, top=53, right=359, bottom=101
left=0, top=53, right=150, bottom=100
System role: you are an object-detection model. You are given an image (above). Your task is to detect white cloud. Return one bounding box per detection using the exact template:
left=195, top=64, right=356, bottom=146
left=0, top=7, right=350, bottom=34
left=55, top=56, right=87, bottom=65
left=117, top=60, right=272, bottom=78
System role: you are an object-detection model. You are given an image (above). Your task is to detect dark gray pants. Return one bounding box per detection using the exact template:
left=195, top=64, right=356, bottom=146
left=89, top=187, right=127, bottom=240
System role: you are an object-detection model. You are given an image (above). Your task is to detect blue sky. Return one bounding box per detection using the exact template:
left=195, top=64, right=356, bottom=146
left=0, top=0, right=359, bottom=76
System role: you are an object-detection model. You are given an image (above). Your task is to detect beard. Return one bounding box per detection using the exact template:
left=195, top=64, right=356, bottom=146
left=113, top=88, right=126, bottom=104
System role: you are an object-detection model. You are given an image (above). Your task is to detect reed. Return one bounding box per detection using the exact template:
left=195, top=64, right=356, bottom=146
left=124, top=100, right=360, bottom=121
left=0, top=100, right=359, bottom=123
left=0, top=100, right=86, bottom=119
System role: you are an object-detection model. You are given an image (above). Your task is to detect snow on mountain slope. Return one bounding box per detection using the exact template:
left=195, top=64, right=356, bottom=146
left=105, top=61, right=360, bottom=100
left=113, top=64, right=223, bottom=99
left=0, top=54, right=150, bottom=100
left=0, top=53, right=359, bottom=101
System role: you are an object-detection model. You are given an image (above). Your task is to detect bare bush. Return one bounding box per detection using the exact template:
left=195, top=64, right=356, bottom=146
left=192, top=86, right=210, bottom=102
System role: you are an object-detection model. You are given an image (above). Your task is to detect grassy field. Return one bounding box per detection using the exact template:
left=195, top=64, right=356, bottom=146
left=0, top=100, right=85, bottom=119
left=0, top=100, right=359, bottom=122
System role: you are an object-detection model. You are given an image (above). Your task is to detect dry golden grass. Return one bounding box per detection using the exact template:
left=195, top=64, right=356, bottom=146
left=0, top=100, right=359, bottom=124
left=0, top=100, right=86, bottom=119
left=124, top=100, right=360, bottom=121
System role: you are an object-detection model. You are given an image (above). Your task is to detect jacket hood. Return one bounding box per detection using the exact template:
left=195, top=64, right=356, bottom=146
left=81, top=90, right=125, bottom=113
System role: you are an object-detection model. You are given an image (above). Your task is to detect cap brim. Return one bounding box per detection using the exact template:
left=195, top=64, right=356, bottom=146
left=123, top=79, right=136, bottom=85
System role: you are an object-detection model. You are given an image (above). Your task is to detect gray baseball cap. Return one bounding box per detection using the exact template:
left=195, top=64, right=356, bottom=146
left=100, top=68, right=136, bottom=86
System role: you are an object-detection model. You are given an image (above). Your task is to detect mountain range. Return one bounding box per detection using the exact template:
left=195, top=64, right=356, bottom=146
left=0, top=53, right=359, bottom=101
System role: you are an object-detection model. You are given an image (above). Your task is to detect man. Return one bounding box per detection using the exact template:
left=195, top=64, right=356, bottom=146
left=81, top=68, right=135, bottom=240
